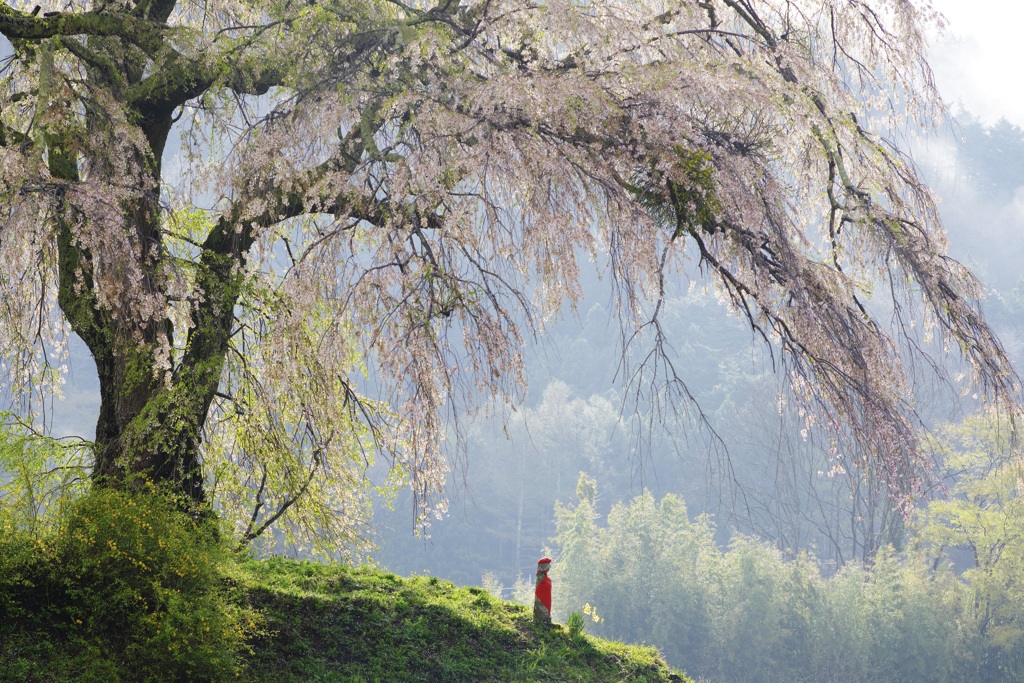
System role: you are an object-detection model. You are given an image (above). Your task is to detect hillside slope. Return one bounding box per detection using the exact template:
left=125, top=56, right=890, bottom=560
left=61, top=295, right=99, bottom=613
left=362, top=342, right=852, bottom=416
left=240, top=558, right=692, bottom=682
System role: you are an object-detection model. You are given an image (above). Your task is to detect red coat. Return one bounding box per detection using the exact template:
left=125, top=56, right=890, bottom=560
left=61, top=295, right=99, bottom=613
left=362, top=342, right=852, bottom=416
left=535, top=575, right=552, bottom=611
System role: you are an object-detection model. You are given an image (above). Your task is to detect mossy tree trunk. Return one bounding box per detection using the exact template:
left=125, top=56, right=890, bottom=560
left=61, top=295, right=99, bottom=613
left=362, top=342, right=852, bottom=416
left=40, top=4, right=254, bottom=504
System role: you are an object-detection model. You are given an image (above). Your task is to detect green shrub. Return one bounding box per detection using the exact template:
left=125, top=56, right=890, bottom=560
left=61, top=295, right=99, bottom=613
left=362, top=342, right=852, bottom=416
left=1, top=486, right=259, bottom=682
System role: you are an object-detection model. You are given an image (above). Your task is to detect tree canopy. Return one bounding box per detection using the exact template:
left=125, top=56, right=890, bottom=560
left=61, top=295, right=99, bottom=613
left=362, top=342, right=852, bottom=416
left=0, top=0, right=1017, bottom=550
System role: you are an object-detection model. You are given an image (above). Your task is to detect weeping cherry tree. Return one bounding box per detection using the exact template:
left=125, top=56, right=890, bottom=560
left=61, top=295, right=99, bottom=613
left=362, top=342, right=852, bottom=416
left=0, top=0, right=1018, bottom=550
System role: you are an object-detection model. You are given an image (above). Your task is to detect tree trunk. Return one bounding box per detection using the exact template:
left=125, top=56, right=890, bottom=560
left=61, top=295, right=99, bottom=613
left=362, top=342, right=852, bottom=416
left=58, top=216, right=246, bottom=505
left=51, top=72, right=248, bottom=505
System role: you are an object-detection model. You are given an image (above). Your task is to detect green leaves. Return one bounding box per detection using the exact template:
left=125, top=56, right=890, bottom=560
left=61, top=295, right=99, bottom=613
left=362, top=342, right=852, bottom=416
left=1, top=483, right=259, bottom=682
left=0, top=416, right=88, bottom=535
left=626, top=147, right=721, bottom=241
left=917, top=414, right=1024, bottom=675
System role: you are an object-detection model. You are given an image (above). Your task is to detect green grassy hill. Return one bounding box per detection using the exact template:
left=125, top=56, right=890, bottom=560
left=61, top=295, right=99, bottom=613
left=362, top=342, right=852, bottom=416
left=239, top=557, right=691, bottom=682
left=1, top=487, right=690, bottom=681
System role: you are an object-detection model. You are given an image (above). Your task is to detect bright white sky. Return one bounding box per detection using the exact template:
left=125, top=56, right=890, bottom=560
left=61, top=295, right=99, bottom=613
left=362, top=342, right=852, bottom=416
left=929, top=0, right=1024, bottom=127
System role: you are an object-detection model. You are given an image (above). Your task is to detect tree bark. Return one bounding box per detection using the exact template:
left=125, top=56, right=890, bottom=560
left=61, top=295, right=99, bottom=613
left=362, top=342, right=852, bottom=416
left=45, top=23, right=251, bottom=504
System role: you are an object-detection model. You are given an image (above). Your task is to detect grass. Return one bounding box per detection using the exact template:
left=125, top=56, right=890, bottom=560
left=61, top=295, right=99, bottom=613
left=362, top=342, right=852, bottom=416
left=2, top=497, right=691, bottom=683
left=237, top=557, right=692, bottom=682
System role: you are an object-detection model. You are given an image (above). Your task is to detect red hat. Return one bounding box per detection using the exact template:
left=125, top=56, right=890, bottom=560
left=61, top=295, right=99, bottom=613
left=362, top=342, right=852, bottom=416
left=538, top=557, right=552, bottom=564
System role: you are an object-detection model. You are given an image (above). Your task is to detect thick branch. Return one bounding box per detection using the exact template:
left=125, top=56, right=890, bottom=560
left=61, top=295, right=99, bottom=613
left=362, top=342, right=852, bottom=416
left=127, top=48, right=286, bottom=124
left=0, top=3, right=164, bottom=53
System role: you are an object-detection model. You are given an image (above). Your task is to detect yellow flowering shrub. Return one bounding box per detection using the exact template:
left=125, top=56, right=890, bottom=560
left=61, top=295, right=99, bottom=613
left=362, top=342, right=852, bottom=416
left=2, top=486, right=259, bottom=682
